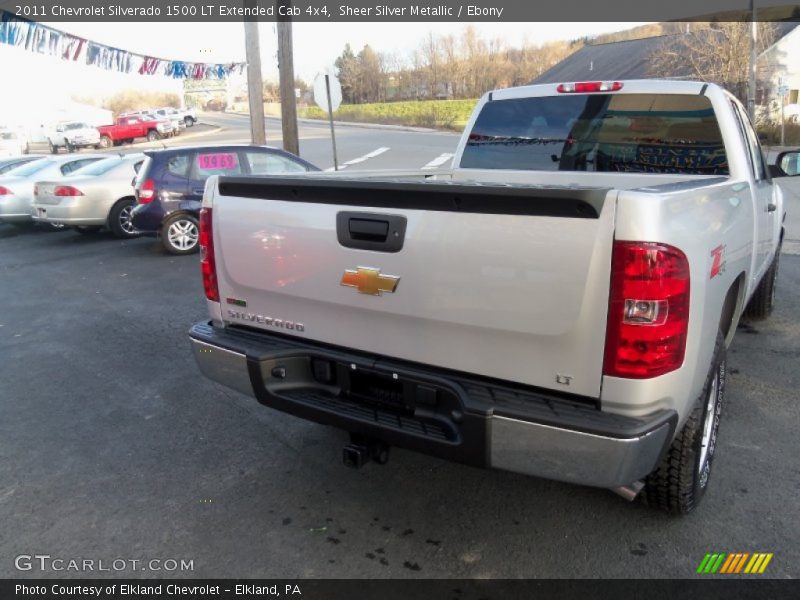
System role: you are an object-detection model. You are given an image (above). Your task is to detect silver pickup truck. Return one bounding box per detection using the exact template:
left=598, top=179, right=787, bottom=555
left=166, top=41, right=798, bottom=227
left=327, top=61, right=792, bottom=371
left=189, top=80, right=794, bottom=514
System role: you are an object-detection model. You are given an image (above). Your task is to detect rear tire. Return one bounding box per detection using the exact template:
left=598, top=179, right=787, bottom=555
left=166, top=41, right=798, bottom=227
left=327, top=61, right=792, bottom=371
left=161, top=214, right=199, bottom=255
left=109, top=198, right=140, bottom=239
left=743, top=246, right=780, bottom=320
left=641, top=332, right=725, bottom=514
left=147, top=130, right=159, bottom=142
left=99, top=136, right=112, bottom=149
left=49, top=141, right=58, bottom=154
left=184, top=116, right=195, bottom=127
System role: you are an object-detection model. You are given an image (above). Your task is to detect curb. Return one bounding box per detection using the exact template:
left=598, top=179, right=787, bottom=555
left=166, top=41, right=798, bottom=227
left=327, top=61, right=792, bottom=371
left=221, top=111, right=459, bottom=135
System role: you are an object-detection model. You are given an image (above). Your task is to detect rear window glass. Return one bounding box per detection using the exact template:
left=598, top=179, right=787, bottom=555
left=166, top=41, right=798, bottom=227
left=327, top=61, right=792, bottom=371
left=461, top=93, right=728, bottom=175
left=6, top=159, right=51, bottom=177
left=0, top=158, right=35, bottom=174
left=1, top=132, right=18, bottom=140
left=61, top=158, right=101, bottom=175
left=194, top=152, right=242, bottom=178
left=72, top=157, right=123, bottom=176
left=134, top=157, right=152, bottom=186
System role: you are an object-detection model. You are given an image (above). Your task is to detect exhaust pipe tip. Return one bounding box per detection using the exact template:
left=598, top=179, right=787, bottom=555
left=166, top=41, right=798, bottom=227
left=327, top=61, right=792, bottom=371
left=612, top=481, right=645, bottom=502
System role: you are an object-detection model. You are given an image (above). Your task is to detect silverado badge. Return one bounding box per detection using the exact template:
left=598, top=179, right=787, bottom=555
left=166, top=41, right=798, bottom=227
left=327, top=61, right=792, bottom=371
left=340, top=267, right=400, bottom=296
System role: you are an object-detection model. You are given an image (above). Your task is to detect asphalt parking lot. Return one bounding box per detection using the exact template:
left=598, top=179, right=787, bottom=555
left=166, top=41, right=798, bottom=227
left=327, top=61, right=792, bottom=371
left=1, top=223, right=798, bottom=579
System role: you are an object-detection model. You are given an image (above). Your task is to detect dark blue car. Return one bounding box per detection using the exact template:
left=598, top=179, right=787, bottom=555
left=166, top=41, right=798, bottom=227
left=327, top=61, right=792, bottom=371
left=131, top=145, right=319, bottom=254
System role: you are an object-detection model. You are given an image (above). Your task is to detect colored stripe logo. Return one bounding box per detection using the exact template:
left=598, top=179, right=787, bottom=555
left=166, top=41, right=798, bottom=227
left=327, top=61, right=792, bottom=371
left=697, top=553, right=773, bottom=574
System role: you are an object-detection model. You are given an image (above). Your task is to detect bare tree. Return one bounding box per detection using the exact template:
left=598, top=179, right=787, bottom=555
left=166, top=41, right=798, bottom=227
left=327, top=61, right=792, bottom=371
left=649, top=22, right=777, bottom=102
left=357, top=45, right=385, bottom=103
left=420, top=32, right=443, bottom=98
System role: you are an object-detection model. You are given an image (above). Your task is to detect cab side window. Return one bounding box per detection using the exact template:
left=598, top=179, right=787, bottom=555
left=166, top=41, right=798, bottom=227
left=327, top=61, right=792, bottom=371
left=731, top=101, right=768, bottom=181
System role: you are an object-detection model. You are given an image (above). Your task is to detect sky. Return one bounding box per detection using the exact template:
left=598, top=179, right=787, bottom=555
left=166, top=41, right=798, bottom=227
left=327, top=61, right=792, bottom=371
left=1, top=21, right=650, bottom=103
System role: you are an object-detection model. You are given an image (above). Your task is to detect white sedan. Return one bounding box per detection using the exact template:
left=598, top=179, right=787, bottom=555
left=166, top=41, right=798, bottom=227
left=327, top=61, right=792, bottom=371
left=0, top=154, right=105, bottom=226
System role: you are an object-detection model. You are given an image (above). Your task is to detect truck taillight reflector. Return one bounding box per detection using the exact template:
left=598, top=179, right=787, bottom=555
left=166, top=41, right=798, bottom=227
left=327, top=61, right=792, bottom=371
left=137, top=179, right=155, bottom=203
left=603, top=241, right=690, bottom=379
left=557, top=81, right=623, bottom=93
left=0, top=186, right=12, bottom=196
left=199, top=207, right=219, bottom=302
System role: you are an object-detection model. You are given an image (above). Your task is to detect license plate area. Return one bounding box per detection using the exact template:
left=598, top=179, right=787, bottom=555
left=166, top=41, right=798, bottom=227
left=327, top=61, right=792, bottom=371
left=257, top=353, right=461, bottom=420
left=348, top=369, right=408, bottom=412
left=254, top=354, right=463, bottom=443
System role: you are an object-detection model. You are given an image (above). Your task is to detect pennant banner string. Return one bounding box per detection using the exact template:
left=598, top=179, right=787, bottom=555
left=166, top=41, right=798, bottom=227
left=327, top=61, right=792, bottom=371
left=0, top=10, right=246, bottom=79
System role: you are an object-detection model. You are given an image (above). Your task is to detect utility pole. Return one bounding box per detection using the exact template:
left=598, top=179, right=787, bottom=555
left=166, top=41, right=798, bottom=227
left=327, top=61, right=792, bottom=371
left=748, top=0, right=757, bottom=121
left=244, top=13, right=266, bottom=145
left=277, top=4, right=300, bottom=155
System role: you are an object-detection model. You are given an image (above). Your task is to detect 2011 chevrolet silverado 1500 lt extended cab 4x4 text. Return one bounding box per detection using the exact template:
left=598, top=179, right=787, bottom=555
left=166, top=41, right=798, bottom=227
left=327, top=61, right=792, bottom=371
left=189, top=80, right=795, bottom=514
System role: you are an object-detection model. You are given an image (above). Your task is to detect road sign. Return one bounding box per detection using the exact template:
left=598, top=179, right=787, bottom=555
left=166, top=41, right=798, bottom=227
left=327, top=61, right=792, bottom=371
left=313, top=71, right=342, bottom=113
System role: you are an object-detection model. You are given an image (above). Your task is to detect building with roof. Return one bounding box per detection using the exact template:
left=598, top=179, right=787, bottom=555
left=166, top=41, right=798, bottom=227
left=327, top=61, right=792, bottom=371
left=531, top=23, right=800, bottom=123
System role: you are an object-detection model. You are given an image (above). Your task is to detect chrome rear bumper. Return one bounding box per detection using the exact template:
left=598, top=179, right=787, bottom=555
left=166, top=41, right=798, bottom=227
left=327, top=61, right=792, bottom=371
left=190, top=323, right=675, bottom=489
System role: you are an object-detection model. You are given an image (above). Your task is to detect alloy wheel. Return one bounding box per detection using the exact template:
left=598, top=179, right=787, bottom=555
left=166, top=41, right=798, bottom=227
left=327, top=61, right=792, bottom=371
left=167, top=219, right=198, bottom=251
left=118, top=205, right=137, bottom=235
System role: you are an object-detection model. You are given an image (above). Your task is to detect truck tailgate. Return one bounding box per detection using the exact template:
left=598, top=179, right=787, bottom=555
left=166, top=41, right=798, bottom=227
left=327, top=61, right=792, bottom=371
left=210, top=177, right=616, bottom=398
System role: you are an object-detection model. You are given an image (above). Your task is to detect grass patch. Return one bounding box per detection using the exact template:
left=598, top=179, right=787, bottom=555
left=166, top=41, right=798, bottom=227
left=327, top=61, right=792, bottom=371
left=298, top=99, right=478, bottom=131
left=758, top=122, right=800, bottom=146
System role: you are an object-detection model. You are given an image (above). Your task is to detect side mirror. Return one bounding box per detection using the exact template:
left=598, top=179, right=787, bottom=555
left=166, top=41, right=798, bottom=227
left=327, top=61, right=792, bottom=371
left=774, top=150, right=800, bottom=177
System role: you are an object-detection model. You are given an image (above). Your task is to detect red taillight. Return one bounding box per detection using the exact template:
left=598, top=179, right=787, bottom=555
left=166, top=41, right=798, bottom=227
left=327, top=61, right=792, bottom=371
left=603, top=241, right=690, bottom=379
left=199, top=207, right=219, bottom=302
left=137, top=179, right=155, bottom=203
left=0, top=186, right=13, bottom=196
left=54, top=186, right=84, bottom=197
left=557, top=81, right=623, bottom=93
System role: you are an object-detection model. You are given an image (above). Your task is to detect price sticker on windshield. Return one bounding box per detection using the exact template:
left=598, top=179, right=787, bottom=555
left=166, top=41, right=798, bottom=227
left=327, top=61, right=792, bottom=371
left=197, top=153, right=238, bottom=171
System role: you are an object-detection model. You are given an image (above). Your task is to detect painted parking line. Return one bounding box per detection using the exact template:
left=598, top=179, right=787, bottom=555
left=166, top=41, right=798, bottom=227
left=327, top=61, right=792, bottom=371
left=323, top=147, right=390, bottom=171
left=344, top=147, right=391, bottom=165
left=421, top=153, right=454, bottom=170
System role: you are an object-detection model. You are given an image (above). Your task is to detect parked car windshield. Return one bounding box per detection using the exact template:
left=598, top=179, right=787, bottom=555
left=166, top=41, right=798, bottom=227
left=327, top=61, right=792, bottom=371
left=0, top=131, right=19, bottom=140
left=4, top=158, right=51, bottom=177
left=461, top=93, right=729, bottom=175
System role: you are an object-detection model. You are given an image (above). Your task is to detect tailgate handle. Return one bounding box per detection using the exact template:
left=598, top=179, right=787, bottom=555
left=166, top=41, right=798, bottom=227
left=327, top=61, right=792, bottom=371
left=337, top=211, right=407, bottom=253
left=349, top=218, right=389, bottom=241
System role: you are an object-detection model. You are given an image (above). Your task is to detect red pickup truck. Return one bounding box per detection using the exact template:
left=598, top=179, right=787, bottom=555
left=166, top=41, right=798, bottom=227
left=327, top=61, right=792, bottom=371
left=97, top=116, right=172, bottom=148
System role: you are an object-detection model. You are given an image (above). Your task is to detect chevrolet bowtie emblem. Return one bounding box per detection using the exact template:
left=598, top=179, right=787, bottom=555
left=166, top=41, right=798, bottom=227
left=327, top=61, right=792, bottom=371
left=340, top=267, right=400, bottom=296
